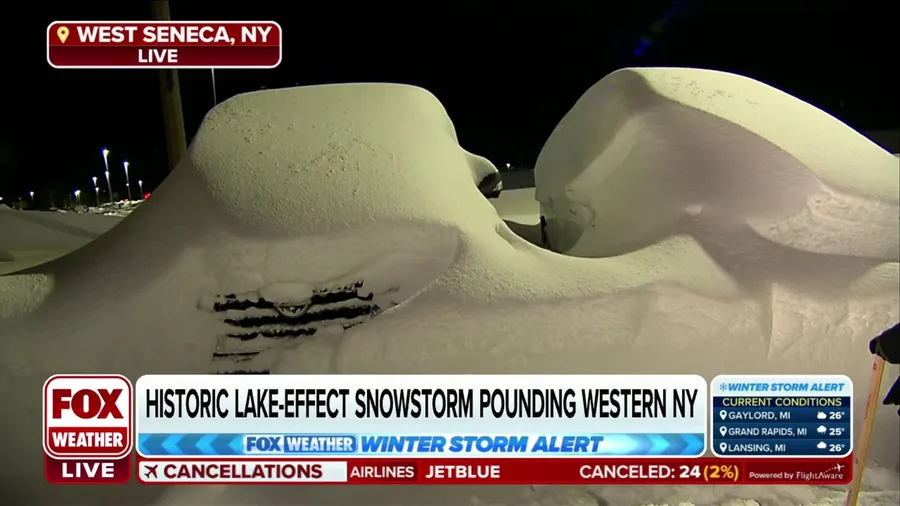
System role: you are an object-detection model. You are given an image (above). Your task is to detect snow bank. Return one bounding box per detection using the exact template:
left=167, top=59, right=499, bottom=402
left=149, top=475, right=900, bottom=506
left=492, top=188, right=541, bottom=225
left=535, top=67, right=899, bottom=261
left=0, top=206, right=119, bottom=252
left=0, top=80, right=897, bottom=505
left=491, top=188, right=543, bottom=246
left=0, top=207, right=121, bottom=275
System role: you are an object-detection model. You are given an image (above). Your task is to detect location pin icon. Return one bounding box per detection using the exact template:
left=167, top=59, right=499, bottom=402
left=719, top=409, right=727, bottom=420
left=719, top=442, right=727, bottom=453
left=719, top=426, right=727, bottom=436
left=57, top=26, right=69, bottom=44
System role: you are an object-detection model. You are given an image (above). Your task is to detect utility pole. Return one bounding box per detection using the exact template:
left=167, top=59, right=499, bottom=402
left=151, top=0, right=187, bottom=173
left=211, top=69, right=218, bottom=106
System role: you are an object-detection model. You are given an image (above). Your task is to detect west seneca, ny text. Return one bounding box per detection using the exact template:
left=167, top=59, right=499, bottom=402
left=75, top=24, right=274, bottom=46
left=143, top=387, right=700, bottom=420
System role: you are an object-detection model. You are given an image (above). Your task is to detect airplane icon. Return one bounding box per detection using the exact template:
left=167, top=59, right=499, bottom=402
left=824, top=463, right=845, bottom=473
left=144, top=464, right=158, bottom=479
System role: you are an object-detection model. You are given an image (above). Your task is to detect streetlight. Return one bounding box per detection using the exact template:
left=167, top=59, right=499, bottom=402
left=138, top=180, right=144, bottom=198
left=29, top=191, right=35, bottom=207
left=105, top=170, right=113, bottom=203
left=123, top=160, right=132, bottom=201
left=92, top=176, right=100, bottom=206
left=74, top=189, right=82, bottom=206
left=506, top=163, right=511, bottom=170
left=102, top=148, right=113, bottom=203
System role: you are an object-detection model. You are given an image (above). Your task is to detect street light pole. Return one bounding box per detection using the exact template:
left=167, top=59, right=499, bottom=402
left=74, top=190, right=82, bottom=207
left=211, top=69, right=218, bottom=105
left=102, top=148, right=113, bottom=203
left=123, top=160, right=132, bottom=200
left=105, top=170, right=113, bottom=203
left=92, top=176, right=100, bottom=206
left=138, top=180, right=144, bottom=198
left=29, top=191, right=35, bottom=208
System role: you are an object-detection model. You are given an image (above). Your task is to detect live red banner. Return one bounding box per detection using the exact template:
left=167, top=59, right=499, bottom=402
left=47, top=21, right=281, bottom=69
left=135, top=456, right=853, bottom=486
left=45, top=455, right=131, bottom=484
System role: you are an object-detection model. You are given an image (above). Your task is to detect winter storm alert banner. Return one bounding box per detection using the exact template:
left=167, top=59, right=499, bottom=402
left=42, top=373, right=854, bottom=485
left=46, top=21, right=281, bottom=68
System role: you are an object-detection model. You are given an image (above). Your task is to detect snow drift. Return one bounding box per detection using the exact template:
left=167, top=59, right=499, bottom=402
left=535, top=67, right=899, bottom=261
left=0, top=77, right=897, bottom=505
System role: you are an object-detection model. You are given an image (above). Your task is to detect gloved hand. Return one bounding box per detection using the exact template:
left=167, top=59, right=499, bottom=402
left=884, top=377, right=900, bottom=415
left=869, top=323, right=900, bottom=364
left=869, top=323, right=900, bottom=414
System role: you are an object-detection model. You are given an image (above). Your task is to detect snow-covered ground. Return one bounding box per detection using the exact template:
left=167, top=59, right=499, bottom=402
left=0, top=72, right=898, bottom=506
left=84, top=199, right=145, bottom=217
left=0, top=205, right=122, bottom=275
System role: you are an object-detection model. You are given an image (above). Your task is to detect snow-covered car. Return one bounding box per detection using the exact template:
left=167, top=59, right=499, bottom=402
left=0, top=72, right=897, bottom=506
left=535, top=68, right=899, bottom=263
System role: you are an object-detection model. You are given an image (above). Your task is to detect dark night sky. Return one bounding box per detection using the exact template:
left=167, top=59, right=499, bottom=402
left=1, top=1, right=897, bottom=205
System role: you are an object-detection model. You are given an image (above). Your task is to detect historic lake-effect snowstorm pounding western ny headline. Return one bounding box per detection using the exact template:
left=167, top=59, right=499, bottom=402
left=46, top=21, right=282, bottom=69
left=42, top=374, right=855, bottom=486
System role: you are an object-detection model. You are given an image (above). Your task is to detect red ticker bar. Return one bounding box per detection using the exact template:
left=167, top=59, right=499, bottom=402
left=46, top=21, right=281, bottom=69
left=135, top=456, right=853, bottom=485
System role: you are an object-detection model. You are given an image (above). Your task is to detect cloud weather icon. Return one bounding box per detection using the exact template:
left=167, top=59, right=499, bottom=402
left=817, top=442, right=827, bottom=449
left=817, top=411, right=827, bottom=419
left=817, top=425, right=827, bottom=433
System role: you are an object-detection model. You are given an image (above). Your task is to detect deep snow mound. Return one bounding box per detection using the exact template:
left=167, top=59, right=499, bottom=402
left=0, top=81, right=896, bottom=505
left=535, top=67, right=899, bottom=261
left=191, top=83, right=500, bottom=237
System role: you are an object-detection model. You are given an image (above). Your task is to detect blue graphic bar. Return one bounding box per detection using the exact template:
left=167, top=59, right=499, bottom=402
left=139, top=433, right=244, bottom=456
left=138, top=433, right=706, bottom=457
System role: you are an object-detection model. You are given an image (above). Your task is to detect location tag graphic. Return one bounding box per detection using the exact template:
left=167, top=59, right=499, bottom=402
left=719, top=409, right=727, bottom=420
left=719, top=426, right=727, bottom=436
left=719, top=442, right=727, bottom=453
left=57, top=26, right=69, bottom=43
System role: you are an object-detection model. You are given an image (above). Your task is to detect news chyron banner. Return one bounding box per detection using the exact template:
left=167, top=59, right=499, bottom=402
left=43, top=375, right=134, bottom=484
left=46, top=21, right=281, bottom=69
left=134, top=375, right=707, bottom=484
left=42, top=374, right=854, bottom=486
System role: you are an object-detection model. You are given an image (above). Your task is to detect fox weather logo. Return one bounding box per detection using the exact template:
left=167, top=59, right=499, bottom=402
left=243, top=435, right=284, bottom=454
